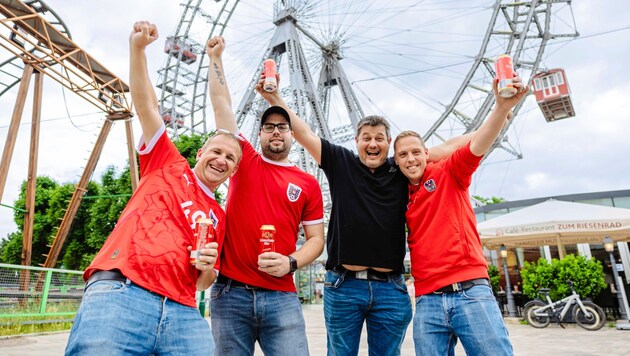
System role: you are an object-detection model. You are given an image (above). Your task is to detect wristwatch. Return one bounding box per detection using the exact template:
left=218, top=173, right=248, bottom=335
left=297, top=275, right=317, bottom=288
left=288, top=255, right=298, bottom=274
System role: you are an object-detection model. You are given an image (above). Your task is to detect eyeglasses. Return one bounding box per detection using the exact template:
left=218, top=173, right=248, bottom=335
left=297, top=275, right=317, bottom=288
left=261, top=123, right=291, bottom=133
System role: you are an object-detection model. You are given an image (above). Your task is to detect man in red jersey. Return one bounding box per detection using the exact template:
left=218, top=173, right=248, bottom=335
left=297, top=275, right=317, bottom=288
left=65, top=22, right=241, bottom=356
left=394, top=75, right=528, bottom=356
left=206, top=37, right=324, bottom=355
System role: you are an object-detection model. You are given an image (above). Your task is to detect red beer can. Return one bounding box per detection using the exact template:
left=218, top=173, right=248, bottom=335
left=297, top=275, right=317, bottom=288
left=190, top=218, right=215, bottom=264
left=495, top=54, right=517, bottom=98
left=260, top=225, right=276, bottom=253
left=263, top=59, right=277, bottom=92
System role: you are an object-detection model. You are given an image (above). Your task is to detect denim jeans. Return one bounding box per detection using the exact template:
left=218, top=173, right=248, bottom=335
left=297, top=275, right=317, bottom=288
left=323, top=270, right=412, bottom=356
left=210, top=281, right=308, bottom=355
left=413, top=284, right=513, bottom=356
left=65, top=279, right=214, bottom=356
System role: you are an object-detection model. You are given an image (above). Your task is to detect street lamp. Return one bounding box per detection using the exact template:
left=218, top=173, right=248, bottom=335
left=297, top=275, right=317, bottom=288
left=603, top=236, right=629, bottom=320
left=500, top=244, right=517, bottom=317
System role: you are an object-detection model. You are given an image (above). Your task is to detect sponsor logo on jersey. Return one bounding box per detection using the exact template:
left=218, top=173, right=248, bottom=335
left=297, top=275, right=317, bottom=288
left=423, top=179, right=436, bottom=192
left=287, top=183, right=302, bottom=202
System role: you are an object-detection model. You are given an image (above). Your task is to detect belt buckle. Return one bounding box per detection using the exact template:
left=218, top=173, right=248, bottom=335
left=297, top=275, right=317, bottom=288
left=452, top=283, right=460, bottom=292
left=356, top=270, right=368, bottom=280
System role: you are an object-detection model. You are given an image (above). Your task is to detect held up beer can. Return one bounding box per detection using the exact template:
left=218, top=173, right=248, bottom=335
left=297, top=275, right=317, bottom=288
left=190, top=218, right=215, bottom=264
left=495, top=54, right=517, bottom=98
left=260, top=225, right=276, bottom=253
left=263, top=59, right=277, bottom=92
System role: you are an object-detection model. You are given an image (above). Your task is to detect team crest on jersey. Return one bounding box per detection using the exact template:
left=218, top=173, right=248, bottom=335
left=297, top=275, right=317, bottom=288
left=287, top=183, right=302, bottom=202
left=423, top=179, right=436, bottom=192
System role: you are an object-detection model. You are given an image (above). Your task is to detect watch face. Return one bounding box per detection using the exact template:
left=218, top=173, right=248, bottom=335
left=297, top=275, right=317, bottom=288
left=289, top=256, right=298, bottom=272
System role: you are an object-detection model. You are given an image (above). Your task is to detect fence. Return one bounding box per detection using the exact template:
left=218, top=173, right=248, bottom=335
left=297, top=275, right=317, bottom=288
left=0, top=263, right=84, bottom=319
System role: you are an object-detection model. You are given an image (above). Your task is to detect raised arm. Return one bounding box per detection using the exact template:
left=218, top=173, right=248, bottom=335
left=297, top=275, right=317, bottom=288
left=427, top=133, right=474, bottom=163
left=470, top=76, right=528, bottom=156
left=206, top=36, right=238, bottom=133
left=255, top=74, right=323, bottom=164
left=129, top=21, right=162, bottom=144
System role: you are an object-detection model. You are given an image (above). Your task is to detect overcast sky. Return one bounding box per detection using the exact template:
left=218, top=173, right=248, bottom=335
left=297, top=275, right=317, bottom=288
left=1, top=1, right=629, bottom=240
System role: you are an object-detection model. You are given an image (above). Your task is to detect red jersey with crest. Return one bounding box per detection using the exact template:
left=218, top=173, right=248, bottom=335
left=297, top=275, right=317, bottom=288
left=220, top=135, right=324, bottom=291
left=406, top=143, right=488, bottom=296
left=84, top=126, right=225, bottom=307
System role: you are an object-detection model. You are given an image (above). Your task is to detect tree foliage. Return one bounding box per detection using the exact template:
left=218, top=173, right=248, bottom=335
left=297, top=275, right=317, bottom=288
left=520, top=255, right=607, bottom=300
left=472, top=195, right=506, bottom=205
left=0, top=133, right=218, bottom=269
left=488, top=264, right=501, bottom=293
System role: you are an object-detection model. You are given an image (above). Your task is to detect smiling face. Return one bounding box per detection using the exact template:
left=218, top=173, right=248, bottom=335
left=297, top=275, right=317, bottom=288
left=194, top=133, right=241, bottom=189
left=394, top=133, right=428, bottom=185
left=259, top=112, right=292, bottom=162
left=355, top=124, right=391, bottom=171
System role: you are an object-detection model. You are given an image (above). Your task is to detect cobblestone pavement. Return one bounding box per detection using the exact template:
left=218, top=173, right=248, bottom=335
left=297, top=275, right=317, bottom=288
left=1, top=305, right=629, bottom=355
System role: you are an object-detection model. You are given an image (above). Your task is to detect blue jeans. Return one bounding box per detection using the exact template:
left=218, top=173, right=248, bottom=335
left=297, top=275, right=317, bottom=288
left=413, top=285, right=513, bottom=356
left=323, top=270, right=412, bottom=356
left=65, top=279, right=213, bottom=356
left=210, top=281, right=308, bottom=355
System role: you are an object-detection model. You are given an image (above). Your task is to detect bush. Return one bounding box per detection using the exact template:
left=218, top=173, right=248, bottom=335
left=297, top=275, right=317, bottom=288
left=488, top=264, right=500, bottom=293
left=520, top=254, right=607, bottom=301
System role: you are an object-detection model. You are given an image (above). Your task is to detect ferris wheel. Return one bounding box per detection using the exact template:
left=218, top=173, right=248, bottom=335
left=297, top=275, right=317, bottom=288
left=157, top=0, right=578, bottom=188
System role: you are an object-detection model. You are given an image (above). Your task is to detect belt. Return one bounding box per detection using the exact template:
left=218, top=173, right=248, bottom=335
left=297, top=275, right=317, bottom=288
left=335, top=267, right=398, bottom=282
left=216, top=274, right=268, bottom=290
left=87, top=270, right=127, bottom=286
left=432, top=278, right=490, bottom=294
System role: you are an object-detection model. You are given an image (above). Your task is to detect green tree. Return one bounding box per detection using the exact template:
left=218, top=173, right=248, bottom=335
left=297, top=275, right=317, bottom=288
left=172, top=132, right=210, bottom=167
left=520, top=255, right=607, bottom=300
left=472, top=195, right=506, bottom=205
left=488, top=264, right=501, bottom=293
left=1, top=176, right=59, bottom=265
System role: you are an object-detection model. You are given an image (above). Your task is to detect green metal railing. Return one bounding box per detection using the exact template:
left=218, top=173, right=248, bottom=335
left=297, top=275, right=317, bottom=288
left=0, top=263, right=84, bottom=318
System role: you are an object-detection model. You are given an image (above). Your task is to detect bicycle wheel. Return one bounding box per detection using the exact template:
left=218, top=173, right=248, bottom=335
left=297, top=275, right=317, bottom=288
left=573, top=301, right=606, bottom=331
left=523, top=300, right=550, bottom=328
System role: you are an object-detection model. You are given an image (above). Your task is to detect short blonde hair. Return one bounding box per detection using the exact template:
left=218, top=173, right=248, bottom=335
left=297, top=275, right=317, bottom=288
left=394, top=130, right=425, bottom=151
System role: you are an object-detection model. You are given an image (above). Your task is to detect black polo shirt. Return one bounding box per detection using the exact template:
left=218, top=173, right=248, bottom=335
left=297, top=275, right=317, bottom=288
left=320, top=138, right=408, bottom=273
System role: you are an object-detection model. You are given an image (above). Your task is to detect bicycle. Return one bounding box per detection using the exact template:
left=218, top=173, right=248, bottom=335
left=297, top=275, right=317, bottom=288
left=523, top=280, right=606, bottom=331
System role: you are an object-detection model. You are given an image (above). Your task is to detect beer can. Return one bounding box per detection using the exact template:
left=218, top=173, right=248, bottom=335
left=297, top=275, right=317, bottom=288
left=260, top=225, right=276, bottom=253
left=190, top=218, right=215, bottom=264
left=495, top=54, right=517, bottom=98
left=263, top=59, right=277, bottom=92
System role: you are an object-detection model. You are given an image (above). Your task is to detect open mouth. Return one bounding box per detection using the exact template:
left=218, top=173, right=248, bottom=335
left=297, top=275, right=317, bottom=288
left=209, top=164, right=225, bottom=173
left=367, top=151, right=380, bottom=157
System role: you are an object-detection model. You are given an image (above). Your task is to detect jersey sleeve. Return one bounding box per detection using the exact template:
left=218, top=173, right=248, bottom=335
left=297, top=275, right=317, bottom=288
left=137, top=125, right=183, bottom=176
left=444, top=143, right=483, bottom=189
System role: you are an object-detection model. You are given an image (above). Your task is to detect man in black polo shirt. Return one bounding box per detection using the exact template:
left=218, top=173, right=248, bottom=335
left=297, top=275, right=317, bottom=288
left=257, top=78, right=468, bottom=356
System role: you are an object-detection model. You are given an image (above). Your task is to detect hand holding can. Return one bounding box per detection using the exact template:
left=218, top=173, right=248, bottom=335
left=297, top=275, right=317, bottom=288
left=263, top=59, right=277, bottom=92
left=495, top=54, right=517, bottom=98
left=190, top=218, right=215, bottom=264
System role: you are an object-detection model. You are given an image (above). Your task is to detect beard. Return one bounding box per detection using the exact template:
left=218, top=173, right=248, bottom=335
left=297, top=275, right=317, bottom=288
left=261, top=139, right=290, bottom=161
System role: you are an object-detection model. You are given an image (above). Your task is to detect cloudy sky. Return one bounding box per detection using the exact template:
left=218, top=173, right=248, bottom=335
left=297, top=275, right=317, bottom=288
left=1, top=0, right=629, bottom=239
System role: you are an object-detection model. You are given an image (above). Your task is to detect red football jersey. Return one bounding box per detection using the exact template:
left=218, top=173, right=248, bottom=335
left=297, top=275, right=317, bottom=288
left=84, top=126, right=225, bottom=307
left=406, top=144, right=488, bottom=296
left=219, top=135, right=324, bottom=291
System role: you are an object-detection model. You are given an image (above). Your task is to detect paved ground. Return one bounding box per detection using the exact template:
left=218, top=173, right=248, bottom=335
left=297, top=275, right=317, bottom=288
left=1, top=304, right=629, bottom=355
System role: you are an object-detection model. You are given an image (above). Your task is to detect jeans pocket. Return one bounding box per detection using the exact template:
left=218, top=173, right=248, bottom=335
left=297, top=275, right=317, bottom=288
left=210, top=283, right=229, bottom=300
left=84, top=280, right=126, bottom=296
left=462, top=284, right=495, bottom=301
left=391, top=275, right=408, bottom=294
left=323, top=270, right=344, bottom=289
